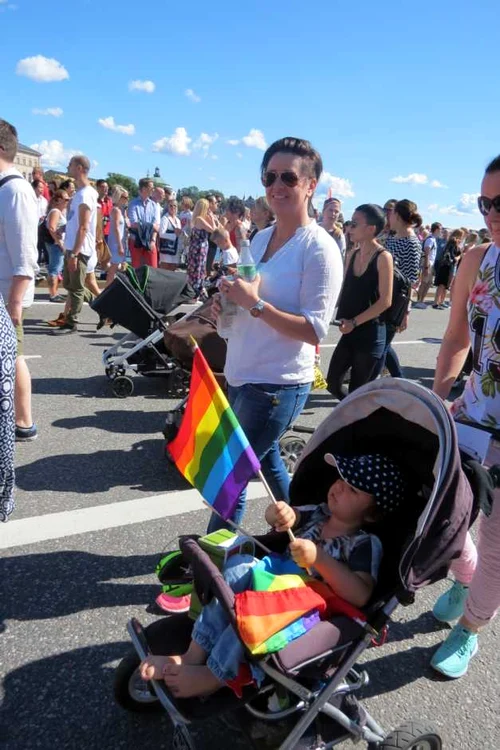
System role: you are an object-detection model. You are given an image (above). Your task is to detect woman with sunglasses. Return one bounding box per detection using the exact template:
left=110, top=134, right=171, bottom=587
left=429, top=154, right=500, bottom=680
left=211, top=137, right=343, bottom=532
left=159, top=198, right=182, bottom=271
left=326, top=204, right=393, bottom=398
left=106, top=185, right=129, bottom=287
left=44, top=189, right=69, bottom=302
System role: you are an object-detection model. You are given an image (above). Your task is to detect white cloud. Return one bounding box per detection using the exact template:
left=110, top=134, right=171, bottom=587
left=319, top=172, right=355, bottom=198
left=236, top=152, right=243, bottom=159
left=210, top=155, right=218, bottom=161
left=241, top=129, right=267, bottom=151
left=153, top=127, right=192, bottom=156
left=16, top=55, right=69, bottom=83
left=98, top=116, right=135, bottom=136
left=430, top=179, right=448, bottom=189
left=227, top=139, right=240, bottom=146
left=185, top=88, right=201, bottom=103
left=428, top=204, right=439, bottom=212
left=132, top=145, right=144, bottom=152
left=92, top=160, right=99, bottom=169
left=129, top=79, right=155, bottom=94
left=438, top=193, right=480, bottom=216
left=391, top=173, right=428, bottom=185
left=30, top=139, right=82, bottom=168
left=32, top=107, right=63, bottom=117
left=193, top=132, right=219, bottom=157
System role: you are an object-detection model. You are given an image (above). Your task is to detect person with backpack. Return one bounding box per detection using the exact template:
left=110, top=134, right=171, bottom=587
left=415, top=222, right=442, bottom=308
left=0, top=119, right=39, bottom=443
left=326, top=204, right=393, bottom=398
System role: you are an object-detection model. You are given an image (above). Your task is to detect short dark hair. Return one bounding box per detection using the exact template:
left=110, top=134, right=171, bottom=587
left=226, top=196, right=245, bottom=218
left=0, top=119, right=18, bottom=162
left=96, top=178, right=108, bottom=187
left=431, top=222, right=442, bottom=233
left=138, top=177, right=153, bottom=191
left=485, top=155, right=500, bottom=174
left=261, top=137, right=323, bottom=181
left=395, top=199, right=422, bottom=227
left=355, top=204, right=386, bottom=236
left=59, top=179, right=74, bottom=191
left=32, top=179, right=42, bottom=189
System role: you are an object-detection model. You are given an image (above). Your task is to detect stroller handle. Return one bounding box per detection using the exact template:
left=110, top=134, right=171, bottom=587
left=179, top=537, right=238, bottom=629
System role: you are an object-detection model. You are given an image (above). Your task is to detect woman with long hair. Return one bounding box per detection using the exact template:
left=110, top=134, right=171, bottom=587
left=429, top=154, right=500, bottom=679
left=249, top=196, right=275, bottom=241
left=320, top=197, right=346, bottom=255
left=106, top=185, right=129, bottom=287
left=44, top=189, right=69, bottom=301
left=326, top=204, right=393, bottom=398
left=433, top=228, right=464, bottom=309
left=187, top=198, right=218, bottom=297
left=159, top=198, right=182, bottom=271
left=211, top=137, right=343, bottom=532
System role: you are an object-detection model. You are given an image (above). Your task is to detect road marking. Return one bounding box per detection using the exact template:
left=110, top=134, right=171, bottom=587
left=320, top=340, right=425, bottom=348
left=0, top=483, right=266, bottom=550
left=24, top=355, right=42, bottom=360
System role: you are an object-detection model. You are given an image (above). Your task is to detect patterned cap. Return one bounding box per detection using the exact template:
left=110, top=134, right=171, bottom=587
left=324, top=453, right=406, bottom=514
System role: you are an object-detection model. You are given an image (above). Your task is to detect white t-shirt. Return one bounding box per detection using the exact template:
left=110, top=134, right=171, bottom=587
left=64, top=184, right=98, bottom=258
left=222, top=245, right=239, bottom=266
left=224, top=222, right=343, bottom=387
left=0, top=167, right=38, bottom=307
left=36, top=194, right=48, bottom=219
left=423, top=236, right=437, bottom=266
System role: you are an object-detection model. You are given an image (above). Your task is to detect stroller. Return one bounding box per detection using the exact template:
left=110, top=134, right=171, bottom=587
left=91, top=267, right=198, bottom=398
left=114, top=378, right=486, bottom=749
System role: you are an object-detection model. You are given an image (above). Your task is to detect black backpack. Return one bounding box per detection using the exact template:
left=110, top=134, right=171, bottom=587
left=382, top=264, right=412, bottom=328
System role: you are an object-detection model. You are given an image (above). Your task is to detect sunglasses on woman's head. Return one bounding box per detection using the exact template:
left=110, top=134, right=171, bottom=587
left=478, top=194, right=500, bottom=216
left=261, top=170, right=300, bottom=188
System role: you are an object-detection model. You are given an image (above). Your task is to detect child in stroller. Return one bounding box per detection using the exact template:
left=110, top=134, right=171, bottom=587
left=140, top=452, right=407, bottom=699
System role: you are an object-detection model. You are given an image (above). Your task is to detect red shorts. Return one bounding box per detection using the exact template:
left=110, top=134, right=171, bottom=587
left=128, top=237, right=158, bottom=269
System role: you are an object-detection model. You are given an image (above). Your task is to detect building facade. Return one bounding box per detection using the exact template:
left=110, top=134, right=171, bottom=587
left=13, top=143, right=42, bottom=181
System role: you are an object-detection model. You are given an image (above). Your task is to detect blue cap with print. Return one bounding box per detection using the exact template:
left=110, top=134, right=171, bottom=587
left=324, top=453, right=406, bottom=514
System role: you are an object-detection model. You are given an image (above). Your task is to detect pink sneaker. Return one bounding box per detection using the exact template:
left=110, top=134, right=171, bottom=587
left=155, top=593, right=192, bottom=613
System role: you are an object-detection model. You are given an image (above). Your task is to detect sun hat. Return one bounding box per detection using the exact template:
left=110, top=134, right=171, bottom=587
left=324, top=453, right=407, bottom=514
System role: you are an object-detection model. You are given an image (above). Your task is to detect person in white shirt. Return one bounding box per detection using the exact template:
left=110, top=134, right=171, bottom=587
left=210, top=227, right=239, bottom=272
left=32, top=180, right=48, bottom=220
left=159, top=197, right=182, bottom=270
left=0, top=119, right=39, bottom=443
left=415, top=221, right=442, bottom=308
left=53, top=155, right=98, bottom=334
left=320, top=197, right=346, bottom=255
left=211, top=137, right=343, bottom=533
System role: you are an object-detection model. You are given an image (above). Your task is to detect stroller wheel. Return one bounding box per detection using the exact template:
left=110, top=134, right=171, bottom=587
left=279, top=433, right=307, bottom=477
left=172, top=725, right=196, bottom=750
left=112, top=375, right=134, bottom=398
left=373, top=720, right=442, bottom=750
left=113, top=652, right=161, bottom=713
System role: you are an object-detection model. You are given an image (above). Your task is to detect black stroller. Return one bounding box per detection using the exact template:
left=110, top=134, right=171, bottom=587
left=91, top=267, right=197, bottom=397
left=114, top=379, right=484, bottom=749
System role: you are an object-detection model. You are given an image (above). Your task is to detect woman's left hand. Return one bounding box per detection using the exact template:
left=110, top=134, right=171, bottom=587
left=339, top=319, right=355, bottom=335
left=221, top=275, right=260, bottom=310
left=397, top=312, right=409, bottom=333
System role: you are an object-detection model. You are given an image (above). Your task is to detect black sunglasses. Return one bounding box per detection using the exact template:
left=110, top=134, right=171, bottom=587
left=261, top=170, right=300, bottom=188
left=478, top=194, right=500, bottom=216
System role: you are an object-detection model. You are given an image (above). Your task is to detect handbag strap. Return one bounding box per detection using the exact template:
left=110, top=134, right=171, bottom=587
left=0, top=174, right=23, bottom=190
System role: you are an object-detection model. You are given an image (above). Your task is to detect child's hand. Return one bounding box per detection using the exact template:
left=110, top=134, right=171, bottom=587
left=290, top=539, right=318, bottom=569
left=265, top=501, right=296, bottom=532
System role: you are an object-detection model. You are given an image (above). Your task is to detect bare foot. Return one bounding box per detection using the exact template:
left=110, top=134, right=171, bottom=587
left=163, top=664, right=223, bottom=698
left=140, top=654, right=182, bottom=681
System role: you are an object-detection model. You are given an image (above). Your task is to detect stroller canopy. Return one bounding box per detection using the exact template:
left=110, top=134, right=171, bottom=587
left=290, top=379, right=474, bottom=600
left=126, top=266, right=195, bottom=315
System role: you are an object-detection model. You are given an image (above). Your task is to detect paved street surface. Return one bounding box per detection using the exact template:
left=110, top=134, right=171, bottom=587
left=1, top=289, right=499, bottom=750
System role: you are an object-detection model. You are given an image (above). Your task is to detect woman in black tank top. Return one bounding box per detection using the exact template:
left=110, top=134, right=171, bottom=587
left=327, top=204, right=393, bottom=399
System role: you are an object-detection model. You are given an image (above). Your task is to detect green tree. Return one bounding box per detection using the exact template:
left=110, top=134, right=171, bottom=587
left=177, top=186, right=225, bottom=204
left=106, top=172, right=139, bottom=197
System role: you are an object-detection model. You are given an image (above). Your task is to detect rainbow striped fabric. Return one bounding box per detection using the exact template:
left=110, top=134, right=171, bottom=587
left=168, top=345, right=261, bottom=520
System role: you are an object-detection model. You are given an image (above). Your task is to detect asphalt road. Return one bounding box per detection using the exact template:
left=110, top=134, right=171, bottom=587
left=1, top=289, right=499, bottom=750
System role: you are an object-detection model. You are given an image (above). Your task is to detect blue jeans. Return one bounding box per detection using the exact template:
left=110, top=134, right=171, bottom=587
left=192, top=554, right=265, bottom=685
left=373, top=325, right=404, bottom=378
left=46, top=242, right=64, bottom=277
left=207, top=381, right=311, bottom=533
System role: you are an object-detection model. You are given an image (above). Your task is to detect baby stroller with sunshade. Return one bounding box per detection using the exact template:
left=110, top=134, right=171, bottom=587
left=114, top=378, right=495, bottom=749
left=91, top=266, right=198, bottom=397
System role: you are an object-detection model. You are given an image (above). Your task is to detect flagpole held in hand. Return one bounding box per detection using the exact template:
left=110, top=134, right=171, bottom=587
left=257, top=469, right=296, bottom=543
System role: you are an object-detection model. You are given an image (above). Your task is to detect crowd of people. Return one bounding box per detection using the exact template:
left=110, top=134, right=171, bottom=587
left=2, top=116, right=500, bottom=692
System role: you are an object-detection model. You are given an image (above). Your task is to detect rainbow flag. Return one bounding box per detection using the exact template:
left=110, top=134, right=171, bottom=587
left=168, top=345, right=261, bottom=520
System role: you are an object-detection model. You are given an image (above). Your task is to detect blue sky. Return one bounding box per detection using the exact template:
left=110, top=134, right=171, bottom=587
left=1, top=0, right=497, bottom=227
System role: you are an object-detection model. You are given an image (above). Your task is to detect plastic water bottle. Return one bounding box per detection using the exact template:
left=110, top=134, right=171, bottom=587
left=237, top=240, right=257, bottom=281
left=216, top=275, right=239, bottom=339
